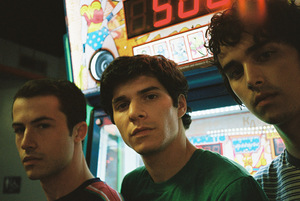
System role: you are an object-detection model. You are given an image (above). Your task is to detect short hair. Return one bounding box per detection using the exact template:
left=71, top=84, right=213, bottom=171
left=206, top=0, right=300, bottom=105
left=100, top=55, right=192, bottom=129
left=13, top=79, right=87, bottom=132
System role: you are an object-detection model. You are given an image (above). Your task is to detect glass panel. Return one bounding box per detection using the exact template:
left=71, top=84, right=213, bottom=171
left=96, top=123, right=143, bottom=191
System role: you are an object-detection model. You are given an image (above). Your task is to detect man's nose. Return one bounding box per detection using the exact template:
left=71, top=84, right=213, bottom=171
left=244, top=63, right=265, bottom=91
left=21, top=128, right=37, bottom=151
left=128, top=101, right=147, bottom=122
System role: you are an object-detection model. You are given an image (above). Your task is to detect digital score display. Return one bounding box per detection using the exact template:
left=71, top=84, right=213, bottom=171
left=124, top=0, right=232, bottom=39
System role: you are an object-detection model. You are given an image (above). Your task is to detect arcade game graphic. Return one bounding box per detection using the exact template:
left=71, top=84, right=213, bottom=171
left=64, top=0, right=233, bottom=95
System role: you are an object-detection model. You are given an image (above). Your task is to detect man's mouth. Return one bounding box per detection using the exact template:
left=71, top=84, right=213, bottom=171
left=132, top=127, right=153, bottom=136
left=254, top=92, right=277, bottom=107
left=23, top=156, right=42, bottom=165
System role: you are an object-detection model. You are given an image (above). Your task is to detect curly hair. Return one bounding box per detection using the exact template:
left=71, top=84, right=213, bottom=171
left=206, top=0, right=300, bottom=105
left=100, top=54, right=192, bottom=129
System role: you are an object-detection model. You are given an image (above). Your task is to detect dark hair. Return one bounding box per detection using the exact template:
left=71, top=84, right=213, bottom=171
left=100, top=55, right=192, bottom=129
left=13, top=79, right=87, bottom=133
left=206, top=0, right=300, bottom=105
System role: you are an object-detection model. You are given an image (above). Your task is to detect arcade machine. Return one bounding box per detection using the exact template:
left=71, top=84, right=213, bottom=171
left=64, top=0, right=285, bottom=191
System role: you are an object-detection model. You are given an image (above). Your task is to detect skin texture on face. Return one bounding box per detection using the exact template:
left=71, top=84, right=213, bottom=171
left=218, top=34, right=300, bottom=127
left=112, top=75, right=186, bottom=156
left=12, top=95, right=75, bottom=181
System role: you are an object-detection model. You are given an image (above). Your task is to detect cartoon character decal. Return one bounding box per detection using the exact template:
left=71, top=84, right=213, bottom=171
left=79, top=0, right=122, bottom=86
left=66, top=0, right=215, bottom=92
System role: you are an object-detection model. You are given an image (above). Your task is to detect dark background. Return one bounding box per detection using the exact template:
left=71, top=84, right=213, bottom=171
left=0, top=1, right=66, bottom=57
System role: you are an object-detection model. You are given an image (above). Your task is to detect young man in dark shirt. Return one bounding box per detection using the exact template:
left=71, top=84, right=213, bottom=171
left=12, top=79, right=123, bottom=201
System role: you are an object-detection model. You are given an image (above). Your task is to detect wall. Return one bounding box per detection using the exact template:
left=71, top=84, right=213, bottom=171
left=0, top=39, right=66, bottom=201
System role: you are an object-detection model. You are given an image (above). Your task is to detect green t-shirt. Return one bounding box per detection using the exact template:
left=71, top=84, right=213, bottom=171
left=121, top=149, right=268, bottom=201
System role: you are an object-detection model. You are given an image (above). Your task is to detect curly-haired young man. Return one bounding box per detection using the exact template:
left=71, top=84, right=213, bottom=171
left=207, top=0, right=300, bottom=200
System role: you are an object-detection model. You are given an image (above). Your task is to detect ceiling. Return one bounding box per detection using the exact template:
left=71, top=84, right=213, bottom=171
left=0, top=1, right=66, bottom=57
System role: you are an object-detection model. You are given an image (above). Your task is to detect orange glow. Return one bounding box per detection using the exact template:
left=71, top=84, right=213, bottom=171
left=207, top=0, right=230, bottom=9
left=257, top=0, right=266, bottom=21
left=238, top=0, right=267, bottom=25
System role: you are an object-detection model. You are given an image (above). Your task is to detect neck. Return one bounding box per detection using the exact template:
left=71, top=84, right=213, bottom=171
left=142, top=134, right=196, bottom=183
left=275, top=117, right=300, bottom=159
left=41, top=145, right=94, bottom=201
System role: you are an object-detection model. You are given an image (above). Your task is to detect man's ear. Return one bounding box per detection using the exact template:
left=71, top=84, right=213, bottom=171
left=177, top=94, right=187, bottom=118
left=72, top=121, right=88, bottom=143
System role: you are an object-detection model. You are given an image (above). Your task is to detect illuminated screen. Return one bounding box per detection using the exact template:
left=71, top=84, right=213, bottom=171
left=124, top=0, right=232, bottom=38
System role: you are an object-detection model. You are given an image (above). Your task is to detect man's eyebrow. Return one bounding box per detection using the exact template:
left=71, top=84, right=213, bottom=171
left=245, top=40, right=270, bottom=55
left=112, top=86, right=160, bottom=105
left=222, top=40, right=271, bottom=72
left=112, top=95, right=126, bottom=105
left=137, top=86, right=160, bottom=95
left=12, top=116, right=55, bottom=127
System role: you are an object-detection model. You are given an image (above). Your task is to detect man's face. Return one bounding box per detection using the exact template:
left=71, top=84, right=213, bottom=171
left=218, top=33, right=300, bottom=126
left=12, top=95, right=75, bottom=181
left=112, top=75, right=186, bottom=155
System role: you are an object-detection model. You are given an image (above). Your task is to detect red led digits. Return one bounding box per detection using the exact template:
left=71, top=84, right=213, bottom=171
left=153, top=0, right=172, bottom=27
left=207, top=0, right=230, bottom=9
left=178, top=0, right=200, bottom=19
left=154, top=0, right=230, bottom=28
left=124, top=0, right=233, bottom=38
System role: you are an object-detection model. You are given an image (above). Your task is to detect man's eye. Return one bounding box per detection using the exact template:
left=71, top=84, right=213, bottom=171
left=226, top=66, right=244, bottom=80
left=116, top=102, right=129, bottom=111
left=13, top=127, right=25, bottom=135
left=256, top=51, right=275, bottom=62
left=37, top=124, right=50, bottom=129
left=146, top=94, right=157, bottom=100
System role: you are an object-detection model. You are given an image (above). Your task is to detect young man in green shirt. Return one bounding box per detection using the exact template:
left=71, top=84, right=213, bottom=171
left=100, top=54, right=268, bottom=200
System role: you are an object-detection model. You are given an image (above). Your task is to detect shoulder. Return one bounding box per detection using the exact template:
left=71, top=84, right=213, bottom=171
left=217, top=176, right=269, bottom=200
left=85, top=178, right=124, bottom=201
left=253, top=151, right=300, bottom=200
left=195, top=150, right=268, bottom=200
left=195, top=149, right=251, bottom=177
left=55, top=178, right=123, bottom=201
left=120, top=166, right=149, bottom=197
left=254, top=151, right=285, bottom=182
left=187, top=149, right=261, bottom=188
left=122, top=166, right=148, bottom=184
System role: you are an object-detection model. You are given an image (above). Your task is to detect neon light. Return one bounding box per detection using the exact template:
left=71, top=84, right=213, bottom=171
left=178, top=0, right=200, bottom=19
left=153, top=0, right=172, bottom=27
left=207, top=0, right=229, bottom=9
